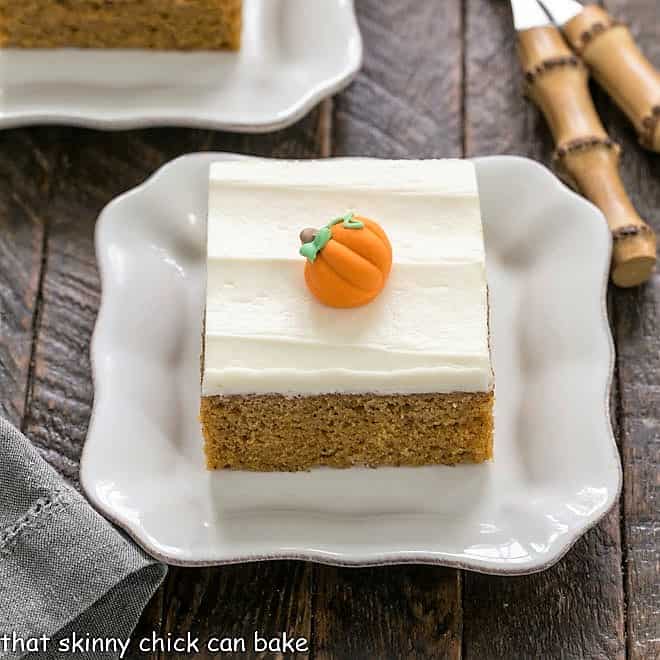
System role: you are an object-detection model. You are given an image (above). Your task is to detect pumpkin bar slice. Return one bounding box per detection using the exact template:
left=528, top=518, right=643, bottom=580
left=0, top=0, right=242, bottom=50
left=201, top=158, right=494, bottom=471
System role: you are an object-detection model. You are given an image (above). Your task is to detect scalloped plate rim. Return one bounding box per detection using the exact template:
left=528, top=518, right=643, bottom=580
left=81, top=153, right=620, bottom=574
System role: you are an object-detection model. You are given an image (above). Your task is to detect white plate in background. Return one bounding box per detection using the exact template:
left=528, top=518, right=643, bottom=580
left=81, top=153, right=620, bottom=574
left=0, top=0, right=361, bottom=131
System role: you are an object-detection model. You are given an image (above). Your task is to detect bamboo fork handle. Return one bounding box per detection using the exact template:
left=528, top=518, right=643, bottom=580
left=563, top=5, right=660, bottom=152
left=518, top=26, right=656, bottom=287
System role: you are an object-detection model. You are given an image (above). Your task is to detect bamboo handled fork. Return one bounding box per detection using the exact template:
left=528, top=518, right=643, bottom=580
left=510, top=0, right=657, bottom=287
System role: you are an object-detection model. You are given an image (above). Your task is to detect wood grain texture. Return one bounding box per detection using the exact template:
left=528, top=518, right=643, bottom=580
left=613, top=279, right=660, bottom=660
left=314, top=567, right=462, bottom=660
left=0, top=128, right=60, bottom=428
left=462, top=1, right=626, bottom=658
left=157, top=563, right=312, bottom=659
left=603, top=1, right=660, bottom=656
left=311, top=2, right=464, bottom=659
left=463, top=0, right=550, bottom=161
left=22, top=128, right=103, bottom=483
left=333, top=0, right=462, bottom=158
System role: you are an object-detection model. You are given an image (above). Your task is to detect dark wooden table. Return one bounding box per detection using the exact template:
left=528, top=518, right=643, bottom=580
left=2, top=1, right=658, bottom=657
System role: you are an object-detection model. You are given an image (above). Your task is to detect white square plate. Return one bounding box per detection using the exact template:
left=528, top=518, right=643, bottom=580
left=81, top=153, right=620, bottom=574
left=0, top=0, right=361, bottom=131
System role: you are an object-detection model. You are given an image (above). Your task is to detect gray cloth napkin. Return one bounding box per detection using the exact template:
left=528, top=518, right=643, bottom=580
left=0, top=419, right=167, bottom=660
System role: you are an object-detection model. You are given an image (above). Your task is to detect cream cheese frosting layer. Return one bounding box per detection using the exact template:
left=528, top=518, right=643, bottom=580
left=203, top=158, right=492, bottom=396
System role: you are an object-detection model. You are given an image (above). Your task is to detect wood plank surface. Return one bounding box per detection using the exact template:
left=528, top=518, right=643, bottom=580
left=0, top=129, right=59, bottom=428
left=602, top=1, right=660, bottom=657
left=314, top=567, right=462, bottom=659
left=333, top=0, right=463, bottom=159
left=461, top=1, right=626, bottom=658
left=158, top=562, right=312, bottom=660
left=311, top=2, right=464, bottom=659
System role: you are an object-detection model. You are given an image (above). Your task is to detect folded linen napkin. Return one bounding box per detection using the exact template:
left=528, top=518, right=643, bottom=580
left=0, top=419, right=167, bottom=660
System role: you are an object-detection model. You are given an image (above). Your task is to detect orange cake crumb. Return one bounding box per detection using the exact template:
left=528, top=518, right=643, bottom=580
left=201, top=392, right=494, bottom=472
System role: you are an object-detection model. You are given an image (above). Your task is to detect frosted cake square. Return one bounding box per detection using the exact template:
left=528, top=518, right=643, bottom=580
left=0, top=0, right=242, bottom=50
left=201, top=158, right=494, bottom=471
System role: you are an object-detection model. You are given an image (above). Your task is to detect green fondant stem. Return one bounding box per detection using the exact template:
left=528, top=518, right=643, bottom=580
left=299, top=226, right=331, bottom=262
left=299, top=212, right=364, bottom=262
left=328, top=212, right=364, bottom=230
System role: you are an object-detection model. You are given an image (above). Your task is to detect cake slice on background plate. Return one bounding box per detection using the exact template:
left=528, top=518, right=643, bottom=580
left=201, top=158, right=494, bottom=471
left=0, top=0, right=242, bottom=50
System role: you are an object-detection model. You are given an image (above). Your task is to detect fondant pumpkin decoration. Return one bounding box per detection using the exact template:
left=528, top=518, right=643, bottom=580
left=299, top=212, right=392, bottom=308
